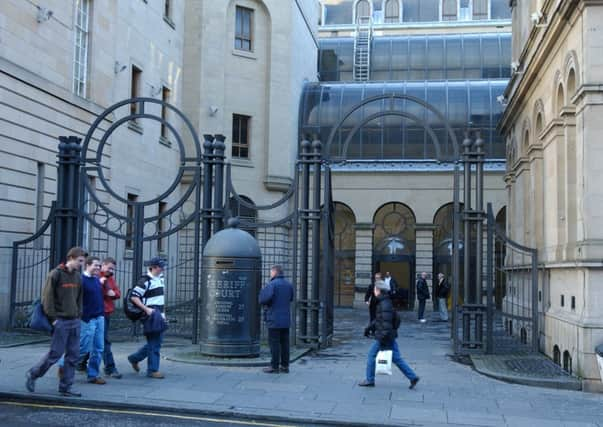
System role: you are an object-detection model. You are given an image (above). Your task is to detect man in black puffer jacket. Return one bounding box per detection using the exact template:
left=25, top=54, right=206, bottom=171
left=359, top=280, right=420, bottom=389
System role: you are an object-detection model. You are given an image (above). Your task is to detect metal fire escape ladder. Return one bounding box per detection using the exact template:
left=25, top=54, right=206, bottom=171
left=353, top=17, right=372, bottom=81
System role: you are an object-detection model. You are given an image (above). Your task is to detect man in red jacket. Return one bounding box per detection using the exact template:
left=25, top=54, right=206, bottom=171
left=99, top=257, right=122, bottom=378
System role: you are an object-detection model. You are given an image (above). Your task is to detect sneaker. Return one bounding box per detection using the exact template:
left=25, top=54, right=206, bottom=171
left=128, top=358, right=140, bottom=373
left=87, top=377, right=106, bottom=385
left=107, top=370, right=122, bottom=379
left=147, top=372, right=164, bottom=379
left=358, top=380, right=375, bottom=387
left=262, top=367, right=279, bottom=374
left=419, top=319, right=427, bottom=323
left=25, top=372, right=36, bottom=393
left=57, top=367, right=64, bottom=379
left=60, top=389, right=82, bottom=397
left=409, top=377, right=420, bottom=389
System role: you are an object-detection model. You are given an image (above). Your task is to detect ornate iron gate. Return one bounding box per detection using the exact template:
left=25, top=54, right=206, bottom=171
left=9, top=97, right=334, bottom=348
left=485, top=203, right=539, bottom=353
left=225, top=140, right=335, bottom=348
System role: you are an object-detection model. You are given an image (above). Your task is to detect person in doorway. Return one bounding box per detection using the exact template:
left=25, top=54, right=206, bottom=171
left=436, top=273, right=450, bottom=321
left=26, top=246, right=87, bottom=397
left=359, top=279, right=419, bottom=389
left=384, top=272, right=398, bottom=296
left=259, top=265, right=295, bottom=374
left=365, top=272, right=382, bottom=323
left=416, top=272, right=430, bottom=323
left=128, top=257, right=167, bottom=379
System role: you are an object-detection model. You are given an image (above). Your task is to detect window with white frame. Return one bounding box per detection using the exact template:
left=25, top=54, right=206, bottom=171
left=73, top=0, right=91, bottom=97
left=384, top=0, right=400, bottom=23
left=235, top=6, right=253, bottom=51
left=442, top=0, right=458, bottom=21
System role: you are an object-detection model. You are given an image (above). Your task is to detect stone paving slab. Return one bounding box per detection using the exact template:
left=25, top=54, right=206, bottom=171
left=0, top=308, right=602, bottom=426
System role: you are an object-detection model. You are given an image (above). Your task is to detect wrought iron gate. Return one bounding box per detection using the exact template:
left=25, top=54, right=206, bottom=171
left=9, top=97, right=334, bottom=347
left=225, top=140, right=335, bottom=348
left=485, top=203, right=539, bottom=353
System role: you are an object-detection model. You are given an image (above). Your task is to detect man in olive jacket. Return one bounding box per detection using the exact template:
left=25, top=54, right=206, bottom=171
left=259, top=265, right=294, bottom=374
left=359, top=279, right=419, bottom=389
left=26, top=247, right=86, bottom=397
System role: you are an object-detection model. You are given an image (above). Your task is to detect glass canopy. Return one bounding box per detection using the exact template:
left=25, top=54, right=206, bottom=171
left=319, top=33, right=511, bottom=82
left=299, top=80, right=508, bottom=161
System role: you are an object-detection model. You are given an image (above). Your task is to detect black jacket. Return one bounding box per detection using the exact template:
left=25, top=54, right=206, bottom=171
left=416, top=278, right=430, bottom=300
left=368, top=294, right=397, bottom=348
left=437, top=278, right=450, bottom=299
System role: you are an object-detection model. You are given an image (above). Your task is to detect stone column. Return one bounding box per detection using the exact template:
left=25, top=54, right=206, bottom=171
left=415, top=224, right=435, bottom=312
left=353, top=223, right=374, bottom=308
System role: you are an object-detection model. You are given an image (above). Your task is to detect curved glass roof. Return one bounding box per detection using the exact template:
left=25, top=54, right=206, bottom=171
left=299, top=80, right=508, bottom=161
left=319, top=33, right=511, bottom=82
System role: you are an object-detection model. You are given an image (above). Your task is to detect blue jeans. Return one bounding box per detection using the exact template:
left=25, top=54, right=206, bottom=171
left=129, top=332, right=163, bottom=375
left=103, top=315, right=117, bottom=373
left=80, top=316, right=104, bottom=379
left=365, top=340, right=418, bottom=383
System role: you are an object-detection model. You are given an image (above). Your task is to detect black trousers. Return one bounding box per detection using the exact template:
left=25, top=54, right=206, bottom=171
left=418, top=299, right=426, bottom=320
left=268, top=328, right=290, bottom=369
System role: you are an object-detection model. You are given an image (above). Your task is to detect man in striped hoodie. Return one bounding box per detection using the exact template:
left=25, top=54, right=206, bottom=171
left=127, top=257, right=167, bottom=379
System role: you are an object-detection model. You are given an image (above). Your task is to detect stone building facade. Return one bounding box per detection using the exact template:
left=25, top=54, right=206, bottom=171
left=499, top=0, right=603, bottom=390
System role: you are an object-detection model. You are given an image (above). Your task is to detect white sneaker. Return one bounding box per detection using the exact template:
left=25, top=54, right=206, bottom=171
left=420, top=319, right=427, bottom=323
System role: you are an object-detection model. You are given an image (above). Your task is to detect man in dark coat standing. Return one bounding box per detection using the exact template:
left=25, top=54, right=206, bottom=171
left=358, top=279, right=419, bottom=388
left=259, top=265, right=294, bottom=374
left=416, top=272, right=430, bottom=323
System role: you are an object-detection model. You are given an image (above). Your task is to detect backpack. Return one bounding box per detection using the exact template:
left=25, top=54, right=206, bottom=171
left=393, top=310, right=401, bottom=330
left=123, top=275, right=150, bottom=321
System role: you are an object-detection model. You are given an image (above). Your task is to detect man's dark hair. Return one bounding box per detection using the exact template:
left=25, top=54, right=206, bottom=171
left=66, top=246, right=87, bottom=259
left=271, top=265, right=283, bottom=276
left=85, top=255, right=100, bottom=266
left=102, top=257, right=117, bottom=265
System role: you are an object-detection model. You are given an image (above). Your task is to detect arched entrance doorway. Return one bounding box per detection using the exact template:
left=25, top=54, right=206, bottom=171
left=373, top=202, right=416, bottom=310
left=433, top=202, right=465, bottom=308
left=334, top=202, right=356, bottom=306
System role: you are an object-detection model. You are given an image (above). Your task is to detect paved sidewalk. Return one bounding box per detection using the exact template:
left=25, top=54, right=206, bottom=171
left=1, top=309, right=602, bottom=427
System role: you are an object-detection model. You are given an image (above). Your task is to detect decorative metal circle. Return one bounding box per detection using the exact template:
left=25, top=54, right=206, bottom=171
left=81, top=98, right=202, bottom=208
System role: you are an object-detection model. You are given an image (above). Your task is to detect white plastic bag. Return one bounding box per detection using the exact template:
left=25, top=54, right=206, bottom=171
left=375, top=350, right=393, bottom=375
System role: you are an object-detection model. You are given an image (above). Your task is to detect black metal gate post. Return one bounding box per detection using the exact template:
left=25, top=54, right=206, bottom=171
left=310, top=140, right=322, bottom=342
left=299, top=140, right=311, bottom=342
left=212, top=135, right=226, bottom=233
left=486, top=203, right=495, bottom=353
left=52, top=136, right=82, bottom=266
left=202, top=134, right=215, bottom=247
left=460, top=129, right=487, bottom=351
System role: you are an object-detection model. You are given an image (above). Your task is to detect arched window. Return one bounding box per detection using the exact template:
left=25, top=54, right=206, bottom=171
left=523, top=128, right=530, bottom=155
left=535, top=112, right=543, bottom=137
left=553, top=345, right=561, bottom=365
left=384, top=0, right=400, bottom=23
left=355, top=0, right=371, bottom=23
left=556, top=83, right=565, bottom=116
left=334, top=203, right=356, bottom=306
left=563, top=350, right=572, bottom=374
left=567, top=68, right=576, bottom=102
left=442, top=0, right=457, bottom=21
